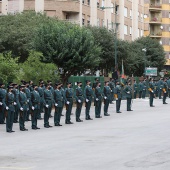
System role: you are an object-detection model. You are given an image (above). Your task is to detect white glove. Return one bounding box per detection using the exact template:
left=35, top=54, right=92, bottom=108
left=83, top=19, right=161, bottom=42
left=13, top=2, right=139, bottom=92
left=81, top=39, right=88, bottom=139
left=32, top=106, right=35, bottom=110
left=111, top=90, right=112, bottom=92
left=78, top=100, right=81, bottom=103
left=104, top=96, right=107, bottom=99
left=6, top=106, right=9, bottom=110
left=66, top=101, right=70, bottom=105
left=14, top=102, right=17, bottom=105
left=55, top=103, right=58, bottom=107
left=0, top=102, right=2, bottom=105
left=96, top=98, right=99, bottom=101
left=164, top=91, right=167, bottom=93
left=160, top=88, right=162, bottom=89
left=116, top=98, right=118, bottom=101
left=45, top=104, right=49, bottom=108
left=127, top=92, right=130, bottom=94
left=86, top=99, right=89, bottom=102
left=151, top=91, right=154, bottom=93
left=143, top=89, right=145, bottom=90
left=20, top=107, right=23, bottom=111
left=27, top=108, right=29, bottom=111
left=27, top=99, right=29, bottom=102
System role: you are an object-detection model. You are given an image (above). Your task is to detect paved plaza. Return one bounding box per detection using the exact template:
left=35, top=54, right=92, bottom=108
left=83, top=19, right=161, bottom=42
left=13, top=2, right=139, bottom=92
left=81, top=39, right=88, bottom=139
left=0, top=98, right=170, bottom=170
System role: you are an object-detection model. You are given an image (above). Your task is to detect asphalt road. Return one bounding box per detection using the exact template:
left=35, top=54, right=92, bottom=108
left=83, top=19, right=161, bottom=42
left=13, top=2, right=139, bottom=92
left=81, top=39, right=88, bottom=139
left=0, top=97, right=170, bottom=170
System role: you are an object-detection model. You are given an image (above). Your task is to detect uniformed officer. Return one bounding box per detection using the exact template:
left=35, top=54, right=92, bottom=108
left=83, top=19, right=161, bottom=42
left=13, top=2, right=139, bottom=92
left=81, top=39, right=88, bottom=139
left=30, top=85, right=41, bottom=130
left=29, top=80, right=34, bottom=92
left=142, top=79, right=147, bottom=99
left=60, top=83, right=65, bottom=116
left=25, top=82, right=31, bottom=121
left=5, top=85, right=15, bottom=132
left=94, top=82, right=103, bottom=118
left=47, top=80, right=54, bottom=118
left=0, top=83, right=6, bottom=124
left=124, top=82, right=133, bottom=111
left=103, top=81, right=111, bottom=116
left=114, top=81, right=122, bottom=113
left=12, top=83, right=19, bottom=123
left=37, top=81, right=45, bottom=120
left=54, top=83, right=63, bottom=126
left=75, top=82, right=84, bottom=122
left=92, top=78, right=99, bottom=90
left=167, top=77, right=170, bottom=98
left=18, top=85, right=28, bottom=131
left=64, top=82, right=74, bottom=124
left=133, top=80, right=138, bottom=99
left=138, top=80, right=143, bottom=99
left=84, top=80, right=93, bottom=120
left=158, top=78, right=163, bottom=99
left=154, top=80, right=159, bottom=97
left=44, top=84, right=53, bottom=128
left=109, top=78, right=115, bottom=104
left=162, top=78, right=168, bottom=104
left=148, top=78, right=155, bottom=107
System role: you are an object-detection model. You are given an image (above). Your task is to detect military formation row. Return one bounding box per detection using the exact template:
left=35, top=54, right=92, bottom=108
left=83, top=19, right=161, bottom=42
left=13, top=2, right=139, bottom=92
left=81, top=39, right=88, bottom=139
left=0, top=77, right=169, bottom=133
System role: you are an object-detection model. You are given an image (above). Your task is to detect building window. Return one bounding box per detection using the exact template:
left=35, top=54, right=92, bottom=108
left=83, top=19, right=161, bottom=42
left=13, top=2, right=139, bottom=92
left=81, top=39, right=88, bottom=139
left=102, top=0, right=104, bottom=7
left=87, top=15, right=90, bottom=26
left=87, top=0, right=90, bottom=6
left=124, top=25, right=128, bottom=35
left=115, top=5, right=119, bottom=14
left=141, top=29, right=143, bottom=36
left=82, top=0, right=85, bottom=4
left=124, top=7, right=127, bottom=17
left=130, top=9, right=132, bottom=19
left=138, top=12, right=140, bottom=20
left=141, top=13, right=143, bottom=21
left=82, top=19, right=85, bottom=25
left=130, top=27, right=132, bottom=35
left=97, top=18, right=100, bottom=27
left=111, top=3, right=114, bottom=13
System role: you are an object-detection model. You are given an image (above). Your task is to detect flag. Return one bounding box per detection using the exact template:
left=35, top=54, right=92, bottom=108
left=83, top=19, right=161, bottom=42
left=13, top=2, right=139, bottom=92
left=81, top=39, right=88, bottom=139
left=121, top=59, right=125, bottom=79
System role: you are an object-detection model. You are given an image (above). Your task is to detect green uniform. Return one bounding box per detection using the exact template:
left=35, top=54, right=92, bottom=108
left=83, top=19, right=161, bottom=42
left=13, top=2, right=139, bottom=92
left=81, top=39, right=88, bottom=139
left=64, top=88, right=74, bottom=123
left=162, top=81, right=168, bottom=104
left=18, top=91, right=29, bottom=130
left=124, top=85, right=133, bottom=111
left=5, top=92, right=15, bottom=132
left=54, top=89, right=63, bottom=125
left=84, top=85, right=93, bottom=119
left=0, top=88, right=6, bottom=124
left=167, top=79, right=170, bottom=98
left=109, top=81, right=115, bottom=103
left=49, top=86, right=54, bottom=117
left=154, top=82, right=159, bottom=97
left=60, top=87, right=65, bottom=115
left=94, top=86, right=103, bottom=118
left=114, top=85, right=122, bottom=113
left=103, top=86, right=111, bottom=115
left=142, top=81, right=147, bottom=99
left=138, top=82, right=143, bottom=98
left=148, top=82, right=155, bottom=107
left=25, top=87, right=31, bottom=121
left=75, top=86, right=84, bottom=121
left=133, top=83, right=138, bottom=99
left=13, top=88, right=19, bottom=123
left=38, top=86, right=45, bottom=118
left=158, top=79, right=163, bottom=99
left=30, top=90, right=41, bottom=129
left=44, top=89, right=53, bottom=127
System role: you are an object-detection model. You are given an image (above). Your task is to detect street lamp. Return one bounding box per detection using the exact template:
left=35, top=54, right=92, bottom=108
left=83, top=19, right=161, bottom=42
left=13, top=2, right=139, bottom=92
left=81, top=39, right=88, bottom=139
left=100, top=1, right=119, bottom=71
left=142, top=48, right=147, bottom=75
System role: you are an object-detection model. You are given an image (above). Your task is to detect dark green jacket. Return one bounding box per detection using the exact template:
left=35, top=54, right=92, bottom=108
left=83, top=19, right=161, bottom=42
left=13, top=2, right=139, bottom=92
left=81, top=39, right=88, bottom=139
left=30, top=90, right=41, bottom=110
left=5, top=92, right=15, bottom=111
left=94, top=86, right=103, bottom=101
left=54, top=89, right=63, bottom=107
left=84, top=85, right=93, bottom=101
left=18, top=91, right=28, bottom=111
left=114, top=85, right=122, bottom=99
left=133, top=83, right=138, bottom=92
left=75, top=86, right=84, bottom=102
left=44, top=89, right=53, bottom=105
left=124, top=85, right=132, bottom=98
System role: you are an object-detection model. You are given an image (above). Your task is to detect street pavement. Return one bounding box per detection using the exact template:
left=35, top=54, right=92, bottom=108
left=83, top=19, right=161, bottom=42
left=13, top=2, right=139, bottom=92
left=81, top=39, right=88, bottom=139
left=0, top=98, right=170, bottom=170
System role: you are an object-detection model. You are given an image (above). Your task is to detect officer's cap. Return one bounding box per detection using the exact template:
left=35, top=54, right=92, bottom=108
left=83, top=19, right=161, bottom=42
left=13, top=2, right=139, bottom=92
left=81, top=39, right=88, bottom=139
left=8, top=85, right=13, bottom=89
left=19, top=85, right=25, bottom=88
left=67, top=82, right=72, bottom=85
left=86, top=80, right=91, bottom=83
left=32, top=85, right=38, bottom=88
left=77, top=82, right=82, bottom=84
left=55, top=83, right=61, bottom=86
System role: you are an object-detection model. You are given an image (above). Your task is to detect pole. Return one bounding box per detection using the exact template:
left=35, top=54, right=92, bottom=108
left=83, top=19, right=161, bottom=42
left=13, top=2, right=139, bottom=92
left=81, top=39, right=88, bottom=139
left=114, top=0, right=117, bottom=71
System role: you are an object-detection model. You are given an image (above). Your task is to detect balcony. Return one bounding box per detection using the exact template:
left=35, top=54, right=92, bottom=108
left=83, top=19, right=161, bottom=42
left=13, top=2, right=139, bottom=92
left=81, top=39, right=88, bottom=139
left=149, top=3, right=162, bottom=11
left=150, top=32, right=162, bottom=38
left=149, top=17, right=162, bottom=24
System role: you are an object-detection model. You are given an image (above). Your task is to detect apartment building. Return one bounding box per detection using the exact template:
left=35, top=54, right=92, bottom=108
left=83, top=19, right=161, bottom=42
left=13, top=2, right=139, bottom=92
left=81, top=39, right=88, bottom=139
left=0, top=0, right=145, bottom=41
left=144, top=0, right=170, bottom=67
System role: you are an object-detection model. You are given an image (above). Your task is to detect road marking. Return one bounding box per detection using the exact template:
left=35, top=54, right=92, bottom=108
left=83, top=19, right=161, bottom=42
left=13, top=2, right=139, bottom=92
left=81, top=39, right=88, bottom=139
left=0, top=167, right=34, bottom=170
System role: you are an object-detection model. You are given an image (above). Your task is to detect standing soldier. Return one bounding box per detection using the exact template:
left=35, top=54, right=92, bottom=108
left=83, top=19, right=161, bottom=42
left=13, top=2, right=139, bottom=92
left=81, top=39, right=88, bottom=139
left=84, top=80, right=93, bottom=120
left=60, top=83, right=65, bottom=116
left=0, top=83, right=6, bottom=124
left=162, top=78, right=168, bottom=104
left=109, top=78, right=115, bottom=104
left=148, top=78, right=155, bottom=107
left=124, top=82, right=133, bottom=111
left=75, top=82, right=84, bottom=122
left=94, top=82, right=103, bottom=118
left=64, top=82, right=74, bottom=124
left=37, top=81, right=45, bottom=120
left=47, top=80, right=54, bottom=118
left=25, top=82, right=31, bottom=121
left=142, top=79, right=147, bottom=99
left=29, top=80, right=34, bottom=92
left=138, top=80, right=143, bottom=99
left=167, top=77, right=170, bottom=98
left=44, top=84, right=53, bottom=128
left=30, top=85, right=41, bottom=130
left=12, top=83, right=19, bottom=123
left=18, top=85, right=28, bottom=131
left=114, top=81, right=122, bottom=113
left=103, top=81, right=111, bottom=116
left=92, top=78, right=99, bottom=90
left=53, top=83, right=63, bottom=126
left=133, top=80, right=138, bottom=99
left=158, top=78, right=163, bottom=99
left=154, top=80, right=159, bottom=97
left=5, top=85, right=15, bottom=132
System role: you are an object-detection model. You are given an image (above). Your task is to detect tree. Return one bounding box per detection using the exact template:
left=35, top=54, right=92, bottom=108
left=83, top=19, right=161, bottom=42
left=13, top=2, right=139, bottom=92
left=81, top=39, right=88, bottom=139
left=18, top=51, right=59, bottom=84
left=0, top=53, right=19, bottom=84
left=33, top=21, right=101, bottom=83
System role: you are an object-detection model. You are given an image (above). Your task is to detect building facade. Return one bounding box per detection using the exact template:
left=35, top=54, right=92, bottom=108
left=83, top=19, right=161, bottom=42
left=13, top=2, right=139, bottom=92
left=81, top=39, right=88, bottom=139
left=144, top=0, right=170, bottom=67
left=0, top=0, right=145, bottom=42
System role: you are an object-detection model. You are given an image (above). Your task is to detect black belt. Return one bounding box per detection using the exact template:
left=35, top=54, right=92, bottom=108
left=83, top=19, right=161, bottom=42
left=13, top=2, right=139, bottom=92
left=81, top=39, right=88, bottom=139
left=78, top=95, right=83, bottom=96
left=87, top=95, right=92, bottom=96
left=67, top=97, right=73, bottom=98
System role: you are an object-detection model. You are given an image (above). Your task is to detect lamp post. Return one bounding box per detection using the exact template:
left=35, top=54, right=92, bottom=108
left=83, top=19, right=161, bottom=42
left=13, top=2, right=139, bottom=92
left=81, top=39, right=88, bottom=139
left=142, top=48, right=147, bottom=75
left=100, top=0, right=119, bottom=71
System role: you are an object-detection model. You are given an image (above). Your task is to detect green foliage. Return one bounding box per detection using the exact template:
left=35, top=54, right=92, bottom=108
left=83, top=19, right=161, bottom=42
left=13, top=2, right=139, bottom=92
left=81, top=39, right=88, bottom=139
left=0, top=53, right=19, bottom=84
left=18, top=51, right=59, bottom=84
left=33, top=21, right=101, bottom=83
